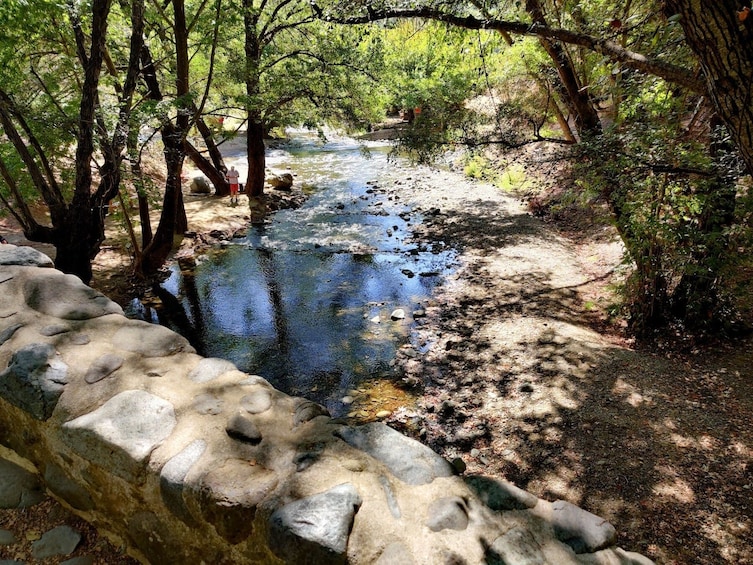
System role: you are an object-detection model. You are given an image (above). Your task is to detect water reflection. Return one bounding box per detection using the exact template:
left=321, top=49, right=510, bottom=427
left=144, top=135, right=456, bottom=415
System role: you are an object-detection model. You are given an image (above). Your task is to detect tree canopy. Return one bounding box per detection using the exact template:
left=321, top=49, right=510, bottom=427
left=1, top=0, right=752, bottom=335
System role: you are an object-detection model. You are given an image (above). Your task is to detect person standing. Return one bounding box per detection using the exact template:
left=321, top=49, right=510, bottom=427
left=226, top=165, right=240, bottom=205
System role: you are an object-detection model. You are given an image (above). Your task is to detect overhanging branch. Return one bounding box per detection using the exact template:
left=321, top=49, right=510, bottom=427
left=311, top=4, right=706, bottom=94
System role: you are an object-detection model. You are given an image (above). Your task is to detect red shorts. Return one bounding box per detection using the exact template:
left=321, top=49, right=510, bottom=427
left=230, top=183, right=239, bottom=195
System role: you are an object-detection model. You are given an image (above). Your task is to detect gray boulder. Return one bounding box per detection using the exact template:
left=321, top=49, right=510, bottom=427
left=0, top=244, right=53, bottom=267
left=189, top=176, right=212, bottom=194
left=269, top=483, right=362, bottom=564
left=0, top=343, right=68, bottom=420
left=267, top=173, right=293, bottom=191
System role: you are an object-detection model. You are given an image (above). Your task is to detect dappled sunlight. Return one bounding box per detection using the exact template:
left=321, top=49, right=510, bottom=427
left=651, top=478, right=696, bottom=504
left=611, top=377, right=655, bottom=407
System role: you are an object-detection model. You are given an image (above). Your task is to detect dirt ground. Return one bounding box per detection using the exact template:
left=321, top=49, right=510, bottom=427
left=2, top=159, right=752, bottom=564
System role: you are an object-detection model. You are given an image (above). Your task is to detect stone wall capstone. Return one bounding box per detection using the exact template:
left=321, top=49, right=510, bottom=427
left=0, top=245, right=655, bottom=564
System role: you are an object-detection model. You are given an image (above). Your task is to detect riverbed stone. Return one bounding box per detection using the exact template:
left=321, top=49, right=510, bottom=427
left=30, top=525, right=81, bottom=559
left=0, top=459, right=44, bottom=508
left=425, top=496, right=470, bottom=532
left=268, top=173, right=293, bottom=191
left=550, top=500, right=617, bottom=554
left=39, top=324, right=70, bottom=337
left=188, top=357, right=237, bottom=383
left=24, top=272, right=122, bottom=320
left=0, top=323, right=22, bottom=346
left=391, top=308, right=406, bottom=320
left=160, top=439, right=207, bottom=524
left=336, top=423, right=454, bottom=485
left=197, top=460, right=279, bottom=544
left=83, top=353, right=124, bottom=384
left=240, top=389, right=273, bottom=414
left=293, top=399, right=330, bottom=427
left=268, top=483, right=362, bottom=564
left=226, top=412, right=263, bottom=444
left=465, top=475, right=539, bottom=511
left=0, top=343, right=68, bottom=420
left=62, top=390, right=177, bottom=482
left=0, top=244, right=53, bottom=267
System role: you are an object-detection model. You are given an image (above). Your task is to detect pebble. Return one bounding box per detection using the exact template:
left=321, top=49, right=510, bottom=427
left=375, top=410, right=392, bottom=419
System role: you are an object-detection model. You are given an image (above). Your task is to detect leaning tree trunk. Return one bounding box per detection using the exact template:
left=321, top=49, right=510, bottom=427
left=525, top=0, right=602, bottom=137
left=665, top=0, right=753, bottom=177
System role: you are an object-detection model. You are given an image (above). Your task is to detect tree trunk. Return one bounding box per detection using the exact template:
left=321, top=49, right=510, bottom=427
left=184, top=140, right=230, bottom=195
left=135, top=0, right=191, bottom=277
left=137, top=125, right=186, bottom=275
left=525, top=0, right=601, bottom=137
left=665, top=0, right=753, bottom=177
left=247, top=116, right=266, bottom=197
left=243, top=2, right=266, bottom=198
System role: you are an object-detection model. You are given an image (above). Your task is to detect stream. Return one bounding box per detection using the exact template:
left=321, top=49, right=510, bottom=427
left=139, top=133, right=457, bottom=416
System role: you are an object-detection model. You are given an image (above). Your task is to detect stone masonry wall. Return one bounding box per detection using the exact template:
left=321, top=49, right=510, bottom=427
left=0, top=245, right=654, bottom=564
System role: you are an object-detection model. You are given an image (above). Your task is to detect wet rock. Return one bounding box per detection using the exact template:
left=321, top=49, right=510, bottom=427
left=240, top=389, right=273, bottom=414
left=0, top=343, right=68, bottom=420
left=0, top=459, right=44, bottom=508
left=160, top=440, right=207, bottom=525
left=425, top=497, right=469, bottom=532
left=293, top=400, right=330, bottom=427
left=0, top=245, right=54, bottom=267
left=485, top=527, right=545, bottom=565
left=412, top=308, right=426, bottom=318
left=188, top=357, right=237, bottom=383
left=84, top=353, right=124, bottom=384
left=24, top=272, right=122, bottom=320
left=390, top=308, right=406, bottom=320
left=0, top=323, right=22, bottom=346
left=30, top=525, right=81, bottom=560
left=464, top=475, right=538, bottom=511
left=375, top=542, right=415, bottom=565
left=550, top=500, right=617, bottom=554
left=375, top=410, right=392, bottom=419
left=44, top=464, right=94, bottom=511
left=226, top=412, right=262, bottom=444
left=62, top=390, right=177, bottom=482
left=268, top=483, right=362, bottom=564
left=336, top=423, right=454, bottom=485
left=268, top=173, right=294, bottom=191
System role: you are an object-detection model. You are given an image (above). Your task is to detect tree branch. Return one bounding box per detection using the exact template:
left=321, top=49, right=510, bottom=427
left=312, top=4, right=706, bottom=93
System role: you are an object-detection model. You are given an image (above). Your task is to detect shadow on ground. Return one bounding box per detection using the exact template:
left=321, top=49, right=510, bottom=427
left=390, top=198, right=753, bottom=564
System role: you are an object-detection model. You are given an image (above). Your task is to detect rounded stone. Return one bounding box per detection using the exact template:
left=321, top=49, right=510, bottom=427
left=240, top=390, right=273, bottom=414
left=425, top=497, right=470, bottom=532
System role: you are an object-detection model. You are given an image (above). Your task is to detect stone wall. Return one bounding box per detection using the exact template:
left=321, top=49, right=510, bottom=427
left=0, top=245, right=654, bottom=564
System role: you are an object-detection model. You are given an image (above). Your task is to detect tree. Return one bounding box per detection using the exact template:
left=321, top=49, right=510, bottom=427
left=0, top=0, right=142, bottom=284
left=664, top=0, right=753, bottom=178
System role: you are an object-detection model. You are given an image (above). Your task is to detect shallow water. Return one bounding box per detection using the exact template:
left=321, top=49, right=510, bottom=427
left=144, top=133, right=456, bottom=416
